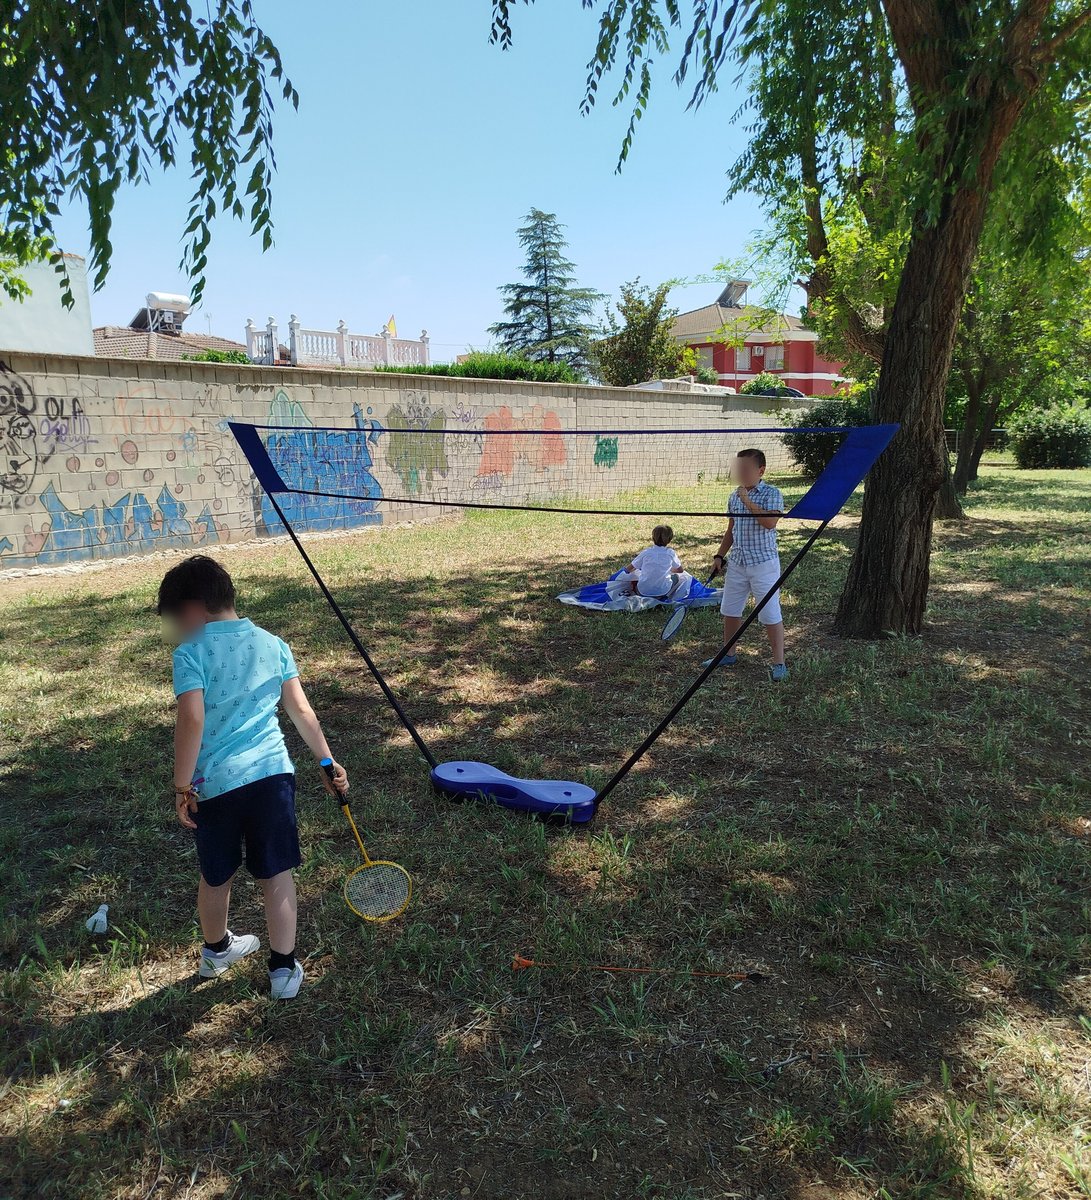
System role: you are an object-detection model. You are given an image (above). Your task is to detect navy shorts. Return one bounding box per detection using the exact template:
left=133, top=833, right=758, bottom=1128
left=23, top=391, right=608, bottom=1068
left=193, top=773, right=300, bottom=887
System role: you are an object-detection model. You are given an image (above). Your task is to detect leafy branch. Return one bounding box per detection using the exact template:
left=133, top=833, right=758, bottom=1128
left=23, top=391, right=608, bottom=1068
left=0, top=0, right=297, bottom=304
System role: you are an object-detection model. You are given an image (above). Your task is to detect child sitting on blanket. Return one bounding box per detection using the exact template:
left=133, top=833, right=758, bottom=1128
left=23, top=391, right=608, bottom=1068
left=623, top=525, right=692, bottom=600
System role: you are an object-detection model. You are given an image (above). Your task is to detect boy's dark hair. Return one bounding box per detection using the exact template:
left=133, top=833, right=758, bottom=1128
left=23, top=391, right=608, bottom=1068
left=157, top=555, right=236, bottom=616
left=736, top=447, right=767, bottom=469
left=652, top=524, right=674, bottom=547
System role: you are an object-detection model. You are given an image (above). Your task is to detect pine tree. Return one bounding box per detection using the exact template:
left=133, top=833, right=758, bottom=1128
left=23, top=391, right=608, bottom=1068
left=489, top=209, right=601, bottom=371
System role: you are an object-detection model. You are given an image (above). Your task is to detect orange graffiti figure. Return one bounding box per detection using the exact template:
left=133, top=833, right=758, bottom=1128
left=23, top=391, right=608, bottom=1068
left=476, top=405, right=567, bottom=478
left=477, top=406, right=515, bottom=478
left=538, top=407, right=566, bottom=469
left=22, top=522, right=49, bottom=557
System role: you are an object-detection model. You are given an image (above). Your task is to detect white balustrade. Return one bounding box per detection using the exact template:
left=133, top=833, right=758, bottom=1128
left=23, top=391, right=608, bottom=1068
left=389, top=337, right=428, bottom=366
left=347, top=333, right=387, bottom=366
left=251, top=316, right=430, bottom=368
left=244, top=317, right=278, bottom=365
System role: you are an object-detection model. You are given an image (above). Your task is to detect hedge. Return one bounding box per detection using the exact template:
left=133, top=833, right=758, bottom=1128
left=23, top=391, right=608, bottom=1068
left=781, top=394, right=873, bottom=478
left=372, top=351, right=579, bottom=384
left=1008, top=406, right=1091, bottom=469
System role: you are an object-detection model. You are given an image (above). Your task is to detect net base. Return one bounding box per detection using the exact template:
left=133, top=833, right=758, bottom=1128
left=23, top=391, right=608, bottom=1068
left=431, top=761, right=596, bottom=824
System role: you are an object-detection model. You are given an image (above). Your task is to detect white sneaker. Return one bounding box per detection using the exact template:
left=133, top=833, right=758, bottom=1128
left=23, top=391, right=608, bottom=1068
left=199, top=931, right=260, bottom=978
left=269, top=962, right=304, bottom=1000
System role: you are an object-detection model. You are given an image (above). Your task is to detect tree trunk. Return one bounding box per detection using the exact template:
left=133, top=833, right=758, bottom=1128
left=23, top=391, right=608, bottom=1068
left=953, top=371, right=984, bottom=493
left=833, top=191, right=993, bottom=635
left=936, top=451, right=965, bottom=520
left=833, top=72, right=1031, bottom=637
left=968, top=395, right=1004, bottom=482
left=543, top=259, right=554, bottom=362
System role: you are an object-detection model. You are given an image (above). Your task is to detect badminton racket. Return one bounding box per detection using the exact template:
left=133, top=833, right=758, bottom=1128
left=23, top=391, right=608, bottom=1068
left=661, top=567, right=719, bottom=642
left=512, top=954, right=764, bottom=982
left=322, top=759, right=412, bottom=922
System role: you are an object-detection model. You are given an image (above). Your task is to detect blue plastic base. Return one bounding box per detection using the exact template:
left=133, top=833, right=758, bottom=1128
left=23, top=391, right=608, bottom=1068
left=431, top=761, right=597, bottom=824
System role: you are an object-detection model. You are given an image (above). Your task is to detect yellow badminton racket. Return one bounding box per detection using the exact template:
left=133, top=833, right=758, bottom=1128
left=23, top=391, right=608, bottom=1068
left=322, top=759, right=411, bottom=922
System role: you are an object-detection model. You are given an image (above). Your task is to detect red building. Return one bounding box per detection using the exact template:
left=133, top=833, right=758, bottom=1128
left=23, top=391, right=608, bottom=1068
left=672, top=282, right=848, bottom=396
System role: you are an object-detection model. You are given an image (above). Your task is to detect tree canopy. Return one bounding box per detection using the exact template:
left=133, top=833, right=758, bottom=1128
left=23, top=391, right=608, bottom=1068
left=492, top=0, right=1091, bottom=636
left=949, top=189, right=1091, bottom=492
left=594, top=279, right=692, bottom=386
left=0, top=0, right=296, bottom=303
left=489, top=209, right=601, bottom=370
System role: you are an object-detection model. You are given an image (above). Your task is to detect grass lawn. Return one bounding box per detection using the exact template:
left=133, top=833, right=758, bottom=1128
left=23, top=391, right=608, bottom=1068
left=1, top=465, right=1089, bottom=1200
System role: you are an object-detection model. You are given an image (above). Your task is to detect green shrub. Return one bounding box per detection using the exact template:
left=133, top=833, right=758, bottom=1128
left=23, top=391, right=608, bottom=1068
left=373, top=351, right=579, bottom=384
left=739, top=371, right=783, bottom=395
left=182, top=348, right=252, bottom=364
left=1008, top=406, right=1091, bottom=469
left=781, top=393, right=873, bottom=478
left=694, top=365, right=719, bottom=385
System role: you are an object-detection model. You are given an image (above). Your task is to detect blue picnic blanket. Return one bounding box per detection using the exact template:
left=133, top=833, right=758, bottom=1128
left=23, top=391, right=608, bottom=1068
left=558, top=569, right=722, bottom=613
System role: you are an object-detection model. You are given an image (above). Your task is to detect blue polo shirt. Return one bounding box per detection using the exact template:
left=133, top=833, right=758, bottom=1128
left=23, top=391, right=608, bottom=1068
left=172, top=618, right=299, bottom=800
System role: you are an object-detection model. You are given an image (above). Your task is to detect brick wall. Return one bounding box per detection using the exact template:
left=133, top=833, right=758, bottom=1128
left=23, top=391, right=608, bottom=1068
left=0, top=353, right=807, bottom=570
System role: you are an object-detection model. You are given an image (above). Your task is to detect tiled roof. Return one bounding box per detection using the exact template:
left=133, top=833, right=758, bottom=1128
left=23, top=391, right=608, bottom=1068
left=672, top=303, right=805, bottom=342
left=92, top=327, right=250, bottom=361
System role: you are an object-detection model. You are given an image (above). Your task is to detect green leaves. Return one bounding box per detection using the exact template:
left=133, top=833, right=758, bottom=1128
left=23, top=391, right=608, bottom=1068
left=374, top=351, right=580, bottom=383
left=0, top=0, right=296, bottom=304
left=783, top=394, right=874, bottom=478
left=488, top=208, right=602, bottom=372
left=1009, top=406, right=1091, bottom=469
left=594, top=277, right=688, bottom=386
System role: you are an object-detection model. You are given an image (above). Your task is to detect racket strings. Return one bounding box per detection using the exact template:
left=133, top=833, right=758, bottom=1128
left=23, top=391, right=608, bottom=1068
left=345, top=862, right=411, bottom=919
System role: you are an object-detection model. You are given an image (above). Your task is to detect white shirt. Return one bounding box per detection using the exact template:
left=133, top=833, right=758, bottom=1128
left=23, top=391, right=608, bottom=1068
left=630, top=545, right=681, bottom=597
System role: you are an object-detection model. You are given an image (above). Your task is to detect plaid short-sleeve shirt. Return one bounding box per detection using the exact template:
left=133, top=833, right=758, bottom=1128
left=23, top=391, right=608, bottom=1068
left=728, top=479, right=784, bottom=566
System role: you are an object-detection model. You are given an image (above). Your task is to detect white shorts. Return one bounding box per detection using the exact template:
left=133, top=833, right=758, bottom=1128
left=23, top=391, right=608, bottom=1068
left=636, top=571, right=693, bottom=600
left=720, top=557, right=783, bottom=625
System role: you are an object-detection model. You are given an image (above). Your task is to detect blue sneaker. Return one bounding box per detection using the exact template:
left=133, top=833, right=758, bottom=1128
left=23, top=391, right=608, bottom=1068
left=701, top=654, right=737, bottom=669
left=770, top=663, right=789, bottom=682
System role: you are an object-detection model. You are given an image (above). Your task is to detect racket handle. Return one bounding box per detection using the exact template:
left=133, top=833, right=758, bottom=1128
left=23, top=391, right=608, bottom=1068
left=320, top=757, right=336, bottom=785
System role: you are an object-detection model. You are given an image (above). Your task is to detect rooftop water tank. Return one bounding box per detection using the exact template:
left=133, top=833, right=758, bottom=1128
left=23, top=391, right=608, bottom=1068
left=145, top=292, right=191, bottom=316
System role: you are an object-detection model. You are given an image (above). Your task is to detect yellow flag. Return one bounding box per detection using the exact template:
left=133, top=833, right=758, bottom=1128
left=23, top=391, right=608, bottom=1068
left=386, top=314, right=397, bottom=338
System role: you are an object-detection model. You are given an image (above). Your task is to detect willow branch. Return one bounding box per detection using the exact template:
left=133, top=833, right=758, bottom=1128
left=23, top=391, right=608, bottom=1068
left=1034, top=4, right=1091, bottom=59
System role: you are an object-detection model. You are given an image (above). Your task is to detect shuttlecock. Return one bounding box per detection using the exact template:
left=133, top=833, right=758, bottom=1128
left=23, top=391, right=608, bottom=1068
left=85, top=904, right=109, bottom=934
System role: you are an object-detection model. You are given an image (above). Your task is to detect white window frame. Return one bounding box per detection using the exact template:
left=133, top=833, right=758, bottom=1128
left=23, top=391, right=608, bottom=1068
left=764, top=344, right=785, bottom=370
left=735, top=345, right=751, bottom=372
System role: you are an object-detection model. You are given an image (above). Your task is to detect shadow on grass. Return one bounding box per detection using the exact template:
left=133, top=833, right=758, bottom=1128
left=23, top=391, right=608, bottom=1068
left=961, top=472, right=1091, bottom=516
left=2, top=494, right=1089, bottom=1199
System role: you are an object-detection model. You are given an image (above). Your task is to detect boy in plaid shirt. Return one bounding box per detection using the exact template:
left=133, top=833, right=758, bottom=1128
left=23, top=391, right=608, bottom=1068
left=704, top=448, right=788, bottom=680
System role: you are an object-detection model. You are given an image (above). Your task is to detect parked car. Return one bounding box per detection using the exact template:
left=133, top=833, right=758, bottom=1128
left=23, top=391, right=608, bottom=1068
left=746, top=384, right=806, bottom=399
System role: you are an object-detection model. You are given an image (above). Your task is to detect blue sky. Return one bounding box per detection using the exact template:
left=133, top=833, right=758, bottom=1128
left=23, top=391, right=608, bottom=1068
left=53, top=1, right=770, bottom=355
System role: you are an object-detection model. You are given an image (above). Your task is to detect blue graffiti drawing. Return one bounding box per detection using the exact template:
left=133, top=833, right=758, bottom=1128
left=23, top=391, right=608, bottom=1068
left=156, top=488, right=199, bottom=546
left=101, top=493, right=130, bottom=549
left=18, top=483, right=219, bottom=566
left=261, top=401, right=384, bottom=535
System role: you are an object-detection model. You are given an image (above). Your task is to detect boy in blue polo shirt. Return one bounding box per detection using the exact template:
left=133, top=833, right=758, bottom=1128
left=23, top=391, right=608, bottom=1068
left=159, top=555, right=349, bottom=1000
left=704, top=448, right=788, bottom=680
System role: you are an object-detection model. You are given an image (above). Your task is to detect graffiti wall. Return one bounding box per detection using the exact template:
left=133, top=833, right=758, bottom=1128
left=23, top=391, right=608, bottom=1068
left=0, top=353, right=801, bottom=571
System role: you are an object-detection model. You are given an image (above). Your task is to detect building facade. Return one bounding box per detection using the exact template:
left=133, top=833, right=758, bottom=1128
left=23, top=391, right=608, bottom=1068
left=0, top=255, right=95, bottom=357
left=672, top=282, right=848, bottom=396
